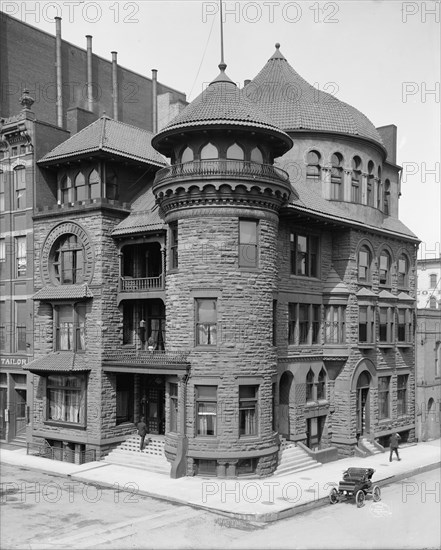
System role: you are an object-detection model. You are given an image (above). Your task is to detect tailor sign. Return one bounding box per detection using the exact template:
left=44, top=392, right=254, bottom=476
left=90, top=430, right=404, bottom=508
left=0, top=356, right=29, bottom=367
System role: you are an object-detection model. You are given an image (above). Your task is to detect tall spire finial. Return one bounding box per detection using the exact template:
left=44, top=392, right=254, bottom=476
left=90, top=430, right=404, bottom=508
left=219, top=0, right=226, bottom=72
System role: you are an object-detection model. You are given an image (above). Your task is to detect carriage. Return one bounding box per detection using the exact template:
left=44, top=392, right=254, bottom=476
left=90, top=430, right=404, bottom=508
left=329, top=467, right=381, bottom=508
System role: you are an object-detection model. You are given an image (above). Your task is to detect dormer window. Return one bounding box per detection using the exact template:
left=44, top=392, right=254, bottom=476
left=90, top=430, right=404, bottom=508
left=226, top=143, right=244, bottom=160
left=74, top=172, right=86, bottom=202
left=306, top=150, right=321, bottom=180
left=200, top=143, right=218, bottom=160
left=181, top=146, right=194, bottom=163
left=379, top=250, right=391, bottom=286
left=330, top=153, right=343, bottom=200
left=250, top=147, right=263, bottom=163
left=351, top=156, right=361, bottom=203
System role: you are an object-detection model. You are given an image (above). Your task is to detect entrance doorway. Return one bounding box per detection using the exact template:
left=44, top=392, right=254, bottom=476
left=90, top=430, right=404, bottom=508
left=306, top=415, right=325, bottom=449
left=0, top=387, right=7, bottom=440
left=140, top=375, right=165, bottom=434
left=356, top=371, right=371, bottom=436
left=15, top=389, right=27, bottom=436
left=279, top=371, right=293, bottom=438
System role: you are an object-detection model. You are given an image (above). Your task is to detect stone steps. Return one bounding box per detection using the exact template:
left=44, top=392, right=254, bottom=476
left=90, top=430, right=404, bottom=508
left=360, top=437, right=382, bottom=455
left=10, top=434, right=27, bottom=448
left=273, top=443, right=321, bottom=477
left=104, top=435, right=170, bottom=475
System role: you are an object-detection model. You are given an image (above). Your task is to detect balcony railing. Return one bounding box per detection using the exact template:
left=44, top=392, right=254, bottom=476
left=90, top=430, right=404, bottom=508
left=103, top=349, right=189, bottom=366
left=154, top=159, right=290, bottom=186
left=120, top=275, right=164, bottom=292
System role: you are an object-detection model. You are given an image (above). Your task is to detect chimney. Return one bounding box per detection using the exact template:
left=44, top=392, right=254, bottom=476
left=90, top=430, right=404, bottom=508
left=111, top=51, right=118, bottom=120
left=152, top=69, right=158, bottom=133
left=86, top=35, right=93, bottom=112
left=244, top=79, right=251, bottom=86
left=55, top=17, right=63, bottom=127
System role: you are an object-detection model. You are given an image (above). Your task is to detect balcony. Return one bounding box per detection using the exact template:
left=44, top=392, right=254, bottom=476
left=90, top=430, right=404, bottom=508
left=103, top=349, right=190, bottom=374
left=120, top=275, right=164, bottom=292
left=154, top=159, right=290, bottom=187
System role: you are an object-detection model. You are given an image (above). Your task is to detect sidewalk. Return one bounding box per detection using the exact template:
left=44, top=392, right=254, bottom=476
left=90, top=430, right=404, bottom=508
left=1, top=440, right=439, bottom=522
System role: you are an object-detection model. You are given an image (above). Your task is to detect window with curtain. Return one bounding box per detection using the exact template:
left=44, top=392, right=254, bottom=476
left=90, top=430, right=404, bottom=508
left=324, top=305, right=346, bottom=343
left=47, top=374, right=86, bottom=424
left=196, top=386, right=217, bottom=436
left=239, top=385, right=258, bottom=436
left=195, top=299, right=217, bottom=346
left=239, top=219, right=258, bottom=268
left=55, top=304, right=86, bottom=352
left=16, top=236, right=27, bottom=277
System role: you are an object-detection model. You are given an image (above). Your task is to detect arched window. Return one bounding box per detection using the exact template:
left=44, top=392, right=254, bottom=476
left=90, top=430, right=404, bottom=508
left=51, top=234, right=84, bottom=284
left=181, top=146, right=194, bottom=163
left=384, top=179, right=390, bottom=215
left=59, top=175, right=71, bottom=204
left=106, top=167, right=118, bottom=200
left=306, top=369, right=315, bottom=402
left=358, top=245, right=372, bottom=283
left=307, top=150, right=321, bottom=180
left=317, top=368, right=326, bottom=400
left=88, top=169, right=100, bottom=200
left=200, top=143, right=218, bottom=160
left=226, top=143, right=244, bottom=160
left=74, top=172, right=86, bottom=201
left=14, top=166, right=26, bottom=209
left=351, top=156, right=362, bottom=203
left=379, top=250, right=392, bottom=286
left=397, top=254, right=409, bottom=287
left=330, top=153, right=343, bottom=200
left=250, top=147, right=263, bottom=164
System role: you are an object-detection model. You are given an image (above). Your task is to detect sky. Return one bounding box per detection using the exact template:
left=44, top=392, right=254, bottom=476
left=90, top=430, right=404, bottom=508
left=3, top=0, right=440, bottom=257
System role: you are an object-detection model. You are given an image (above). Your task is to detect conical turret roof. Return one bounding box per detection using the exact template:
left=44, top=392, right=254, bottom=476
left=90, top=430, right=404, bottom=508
left=246, top=44, right=385, bottom=148
left=152, top=65, right=292, bottom=156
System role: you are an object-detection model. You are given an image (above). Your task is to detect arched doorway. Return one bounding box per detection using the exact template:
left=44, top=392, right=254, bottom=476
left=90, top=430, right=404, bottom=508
left=279, top=371, right=293, bottom=438
left=356, top=371, right=371, bottom=436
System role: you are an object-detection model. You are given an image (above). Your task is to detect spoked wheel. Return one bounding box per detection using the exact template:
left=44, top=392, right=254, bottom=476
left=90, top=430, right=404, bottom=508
left=356, top=490, right=366, bottom=508
left=372, top=485, right=381, bottom=502
left=329, top=488, right=339, bottom=504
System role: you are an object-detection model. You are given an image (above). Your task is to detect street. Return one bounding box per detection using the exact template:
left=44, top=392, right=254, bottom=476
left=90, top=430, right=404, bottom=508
left=0, top=463, right=439, bottom=549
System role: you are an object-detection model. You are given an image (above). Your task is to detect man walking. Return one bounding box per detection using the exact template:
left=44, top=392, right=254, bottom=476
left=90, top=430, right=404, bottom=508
left=389, top=432, right=401, bottom=462
left=137, top=416, right=148, bottom=451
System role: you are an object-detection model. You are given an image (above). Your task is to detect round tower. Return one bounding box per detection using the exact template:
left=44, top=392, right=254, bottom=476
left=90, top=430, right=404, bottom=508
left=152, top=62, right=293, bottom=478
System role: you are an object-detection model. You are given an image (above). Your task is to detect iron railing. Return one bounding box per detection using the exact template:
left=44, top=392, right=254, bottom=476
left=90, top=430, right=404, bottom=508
left=27, top=442, right=96, bottom=464
left=120, top=275, right=164, bottom=292
left=154, top=159, right=290, bottom=186
left=103, top=349, right=189, bottom=366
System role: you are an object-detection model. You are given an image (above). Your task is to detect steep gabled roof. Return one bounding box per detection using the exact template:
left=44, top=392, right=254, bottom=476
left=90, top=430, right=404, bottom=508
left=112, top=187, right=165, bottom=236
left=248, top=44, right=385, bottom=149
left=39, top=116, right=167, bottom=167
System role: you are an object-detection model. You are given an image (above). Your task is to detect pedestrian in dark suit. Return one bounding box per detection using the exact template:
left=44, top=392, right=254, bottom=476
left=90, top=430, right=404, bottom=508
left=137, top=416, right=148, bottom=451
left=389, top=432, right=401, bottom=462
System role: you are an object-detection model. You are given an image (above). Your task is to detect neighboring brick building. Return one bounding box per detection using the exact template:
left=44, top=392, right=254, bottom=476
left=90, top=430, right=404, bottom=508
left=24, top=44, right=420, bottom=476
left=0, top=12, right=186, bottom=444
left=417, top=257, right=441, bottom=309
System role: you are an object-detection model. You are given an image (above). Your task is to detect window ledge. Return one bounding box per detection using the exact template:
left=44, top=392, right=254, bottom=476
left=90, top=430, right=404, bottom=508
left=239, top=435, right=259, bottom=440
left=289, top=274, right=321, bottom=281
left=238, top=267, right=260, bottom=272
left=194, top=345, right=218, bottom=350
left=44, top=421, right=86, bottom=430
left=378, top=418, right=391, bottom=424
left=378, top=344, right=395, bottom=349
left=358, top=343, right=375, bottom=349
left=397, top=343, right=413, bottom=348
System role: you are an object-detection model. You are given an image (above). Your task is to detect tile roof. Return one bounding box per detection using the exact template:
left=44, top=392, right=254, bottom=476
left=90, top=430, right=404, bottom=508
left=112, top=186, right=165, bottom=236
left=247, top=44, right=385, bottom=148
left=39, top=116, right=167, bottom=167
left=33, top=284, right=93, bottom=300
left=23, top=352, right=91, bottom=372
left=153, top=67, right=292, bottom=154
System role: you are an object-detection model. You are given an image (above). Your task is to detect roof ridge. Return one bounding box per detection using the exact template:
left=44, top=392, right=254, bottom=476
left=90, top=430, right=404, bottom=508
left=103, top=116, right=156, bottom=137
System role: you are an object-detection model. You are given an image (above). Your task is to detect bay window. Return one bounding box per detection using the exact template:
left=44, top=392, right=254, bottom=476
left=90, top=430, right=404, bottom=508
left=324, top=305, right=346, bottom=343
left=55, top=304, right=86, bottom=351
left=47, top=374, right=86, bottom=424
left=379, top=306, right=394, bottom=344
left=359, top=304, right=375, bottom=343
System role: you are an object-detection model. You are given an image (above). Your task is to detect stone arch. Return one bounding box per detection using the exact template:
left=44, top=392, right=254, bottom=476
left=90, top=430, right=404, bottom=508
left=351, top=358, right=377, bottom=391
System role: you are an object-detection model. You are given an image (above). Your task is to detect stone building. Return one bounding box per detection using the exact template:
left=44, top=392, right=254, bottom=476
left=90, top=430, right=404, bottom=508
left=0, top=12, right=186, bottom=444
left=417, top=257, right=441, bottom=309
left=24, top=44, right=419, bottom=476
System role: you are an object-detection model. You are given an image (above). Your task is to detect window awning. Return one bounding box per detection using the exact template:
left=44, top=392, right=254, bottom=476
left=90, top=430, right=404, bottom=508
left=23, top=352, right=91, bottom=373
left=33, top=284, right=93, bottom=300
